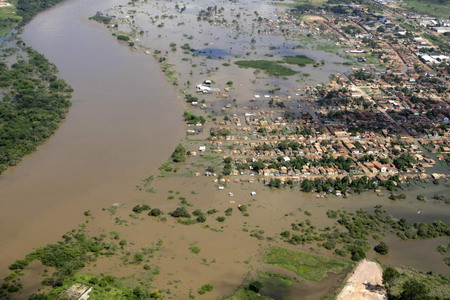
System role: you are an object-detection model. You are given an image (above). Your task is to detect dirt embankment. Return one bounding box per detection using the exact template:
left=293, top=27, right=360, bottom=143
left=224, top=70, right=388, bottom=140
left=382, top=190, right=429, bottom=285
left=337, top=260, right=386, bottom=300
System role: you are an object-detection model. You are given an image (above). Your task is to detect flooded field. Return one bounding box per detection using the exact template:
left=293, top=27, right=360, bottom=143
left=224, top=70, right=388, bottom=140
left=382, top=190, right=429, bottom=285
left=0, top=0, right=449, bottom=298
left=56, top=176, right=449, bottom=299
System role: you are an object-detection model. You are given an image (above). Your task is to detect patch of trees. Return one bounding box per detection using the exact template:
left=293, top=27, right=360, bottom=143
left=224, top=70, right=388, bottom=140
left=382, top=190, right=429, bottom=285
left=16, top=0, right=67, bottom=25
left=89, top=12, right=114, bottom=24
left=280, top=206, right=449, bottom=262
left=383, top=267, right=450, bottom=300
left=183, top=111, right=205, bottom=125
left=210, top=128, right=231, bottom=137
left=0, top=47, right=72, bottom=173
left=6, top=230, right=116, bottom=293
left=171, top=144, right=186, bottom=163
left=300, top=176, right=377, bottom=194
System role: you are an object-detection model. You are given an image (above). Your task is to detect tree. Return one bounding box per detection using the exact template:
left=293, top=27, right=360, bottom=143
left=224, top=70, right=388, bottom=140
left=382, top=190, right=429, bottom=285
left=248, top=281, right=263, bottom=293
left=170, top=207, right=190, bottom=218
left=399, top=279, right=430, bottom=300
left=148, top=208, right=161, bottom=217
left=374, top=241, right=389, bottom=255
left=171, top=144, right=186, bottom=163
left=349, top=246, right=366, bottom=261
left=268, top=178, right=282, bottom=189
left=301, top=179, right=314, bottom=192
left=383, top=267, right=399, bottom=287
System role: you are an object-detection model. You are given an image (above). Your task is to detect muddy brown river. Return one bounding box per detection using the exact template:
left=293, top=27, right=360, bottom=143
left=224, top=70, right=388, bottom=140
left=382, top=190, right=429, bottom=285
left=0, top=0, right=183, bottom=277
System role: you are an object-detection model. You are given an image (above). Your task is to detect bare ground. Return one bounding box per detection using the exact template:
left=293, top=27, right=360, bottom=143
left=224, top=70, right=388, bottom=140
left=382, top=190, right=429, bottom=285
left=336, top=260, right=387, bottom=300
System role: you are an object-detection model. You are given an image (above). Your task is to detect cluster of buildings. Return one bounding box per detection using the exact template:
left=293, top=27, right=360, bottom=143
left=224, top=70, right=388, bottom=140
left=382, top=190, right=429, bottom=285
left=181, top=0, right=450, bottom=187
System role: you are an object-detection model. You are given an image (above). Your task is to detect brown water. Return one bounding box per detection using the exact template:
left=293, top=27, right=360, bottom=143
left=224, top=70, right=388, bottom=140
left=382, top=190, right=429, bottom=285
left=0, top=0, right=183, bottom=277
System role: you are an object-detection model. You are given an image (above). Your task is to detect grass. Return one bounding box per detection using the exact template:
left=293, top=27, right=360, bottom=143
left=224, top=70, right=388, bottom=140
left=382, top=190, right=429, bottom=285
left=223, top=287, right=271, bottom=300
left=403, top=0, right=450, bottom=19
left=422, top=33, right=450, bottom=53
left=189, top=246, right=201, bottom=254
left=283, top=55, right=315, bottom=66
left=401, top=22, right=419, bottom=32
left=0, top=5, right=21, bottom=36
left=235, top=60, right=297, bottom=76
left=264, top=246, right=351, bottom=282
left=258, top=271, right=296, bottom=286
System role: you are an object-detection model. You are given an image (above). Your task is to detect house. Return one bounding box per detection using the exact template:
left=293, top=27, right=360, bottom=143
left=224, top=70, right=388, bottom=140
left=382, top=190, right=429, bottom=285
left=373, top=161, right=387, bottom=173
left=196, top=84, right=211, bottom=93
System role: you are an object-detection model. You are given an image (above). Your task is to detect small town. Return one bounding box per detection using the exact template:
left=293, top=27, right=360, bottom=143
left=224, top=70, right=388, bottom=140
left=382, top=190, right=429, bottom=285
left=1, top=0, right=449, bottom=299
left=174, top=0, right=450, bottom=194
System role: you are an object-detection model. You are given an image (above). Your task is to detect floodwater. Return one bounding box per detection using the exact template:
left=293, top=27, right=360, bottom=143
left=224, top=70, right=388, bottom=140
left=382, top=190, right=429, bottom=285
left=1, top=0, right=449, bottom=298
left=0, top=0, right=183, bottom=278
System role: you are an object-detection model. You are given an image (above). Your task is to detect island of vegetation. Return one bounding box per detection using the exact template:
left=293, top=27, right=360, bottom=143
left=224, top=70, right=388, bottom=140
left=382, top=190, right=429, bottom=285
left=0, top=0, right=72, bottom=174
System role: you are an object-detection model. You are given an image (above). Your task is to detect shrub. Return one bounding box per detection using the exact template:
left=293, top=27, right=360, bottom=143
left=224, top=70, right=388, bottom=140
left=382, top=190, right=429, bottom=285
left=198, top=284, right=213, bottom=294
left=148, top=208, right=161, bottom=217
left=374, top=241, right=389, bottom=255
left=170, top=207, right=191, bottom=218
left=248, top=281, right=263, bottom=293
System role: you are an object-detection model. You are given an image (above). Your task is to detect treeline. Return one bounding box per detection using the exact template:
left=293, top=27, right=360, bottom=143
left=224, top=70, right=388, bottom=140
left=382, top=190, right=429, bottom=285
left=0, top=46, right=72, bottom=173
left=1, top=0, right=68, bottom=35
left=16, top=0, right=67, bottom=25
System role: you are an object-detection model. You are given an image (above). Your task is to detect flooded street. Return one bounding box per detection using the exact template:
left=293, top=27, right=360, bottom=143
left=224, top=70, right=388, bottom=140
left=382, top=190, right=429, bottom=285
left=0, top=0, right=183, bottom=277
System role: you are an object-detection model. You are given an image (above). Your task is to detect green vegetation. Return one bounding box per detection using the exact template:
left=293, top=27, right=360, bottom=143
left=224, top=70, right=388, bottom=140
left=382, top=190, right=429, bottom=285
left=258, top=272, right=297, bottom=286
left=27, top=273, right=163, bottom=299
left=403, top=0, right=450, bottom=19
left=374, top=241, right=389, bottom=255
left=183, top=111, right=205, bottom=125
left=170, top=207, right=191, bottom=218
left=132, top=204, right=151, bottom=214
left=422, top=32, right=450, bottom=53
left=89, top=12, right=113, bottom=24
left=224, top=283, right=271, bottom=300
left=16, top=0, right=67, bottom=24
left=286, top=207, right=449, bottom=261
left=235, top=60, right=297, bottom=76
left=116, top=34, right=130, bottom=41
left=197, top=284, right=213, bottom=295
left=0, top=46, right=72, bottom=174
left=0, top=4, right=21, bottom=36
left=283, top=55, right=315, bottom=66
left=189, top=246, right=201, bottom=254
left=1, top=0, right=69, bottom=36
left=171, top=144, right=186, bottom=163
left=383, top=266, right=450, bottom=299
left=264, top=246, right=350, bottom=282
left=3, top=229, right=117, bottom=294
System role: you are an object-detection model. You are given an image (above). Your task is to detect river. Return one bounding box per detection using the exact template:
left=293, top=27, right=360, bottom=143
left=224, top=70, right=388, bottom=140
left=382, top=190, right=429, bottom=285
left=0, top=0, right=183, bottom=277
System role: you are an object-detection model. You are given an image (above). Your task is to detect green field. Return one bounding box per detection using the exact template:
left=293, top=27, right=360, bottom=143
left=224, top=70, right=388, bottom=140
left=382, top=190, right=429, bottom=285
left=283, top=55, right=315, bottom=66
left=403, top=0, right=450, bottom=19
left=264, top=246, right=351, bottom=282
left=235, top=60, right=297, bottom=76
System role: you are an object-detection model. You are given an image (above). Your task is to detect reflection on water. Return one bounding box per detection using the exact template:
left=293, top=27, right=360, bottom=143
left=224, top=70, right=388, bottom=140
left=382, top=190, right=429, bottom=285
left=192, top=47, right=233, bottom=59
